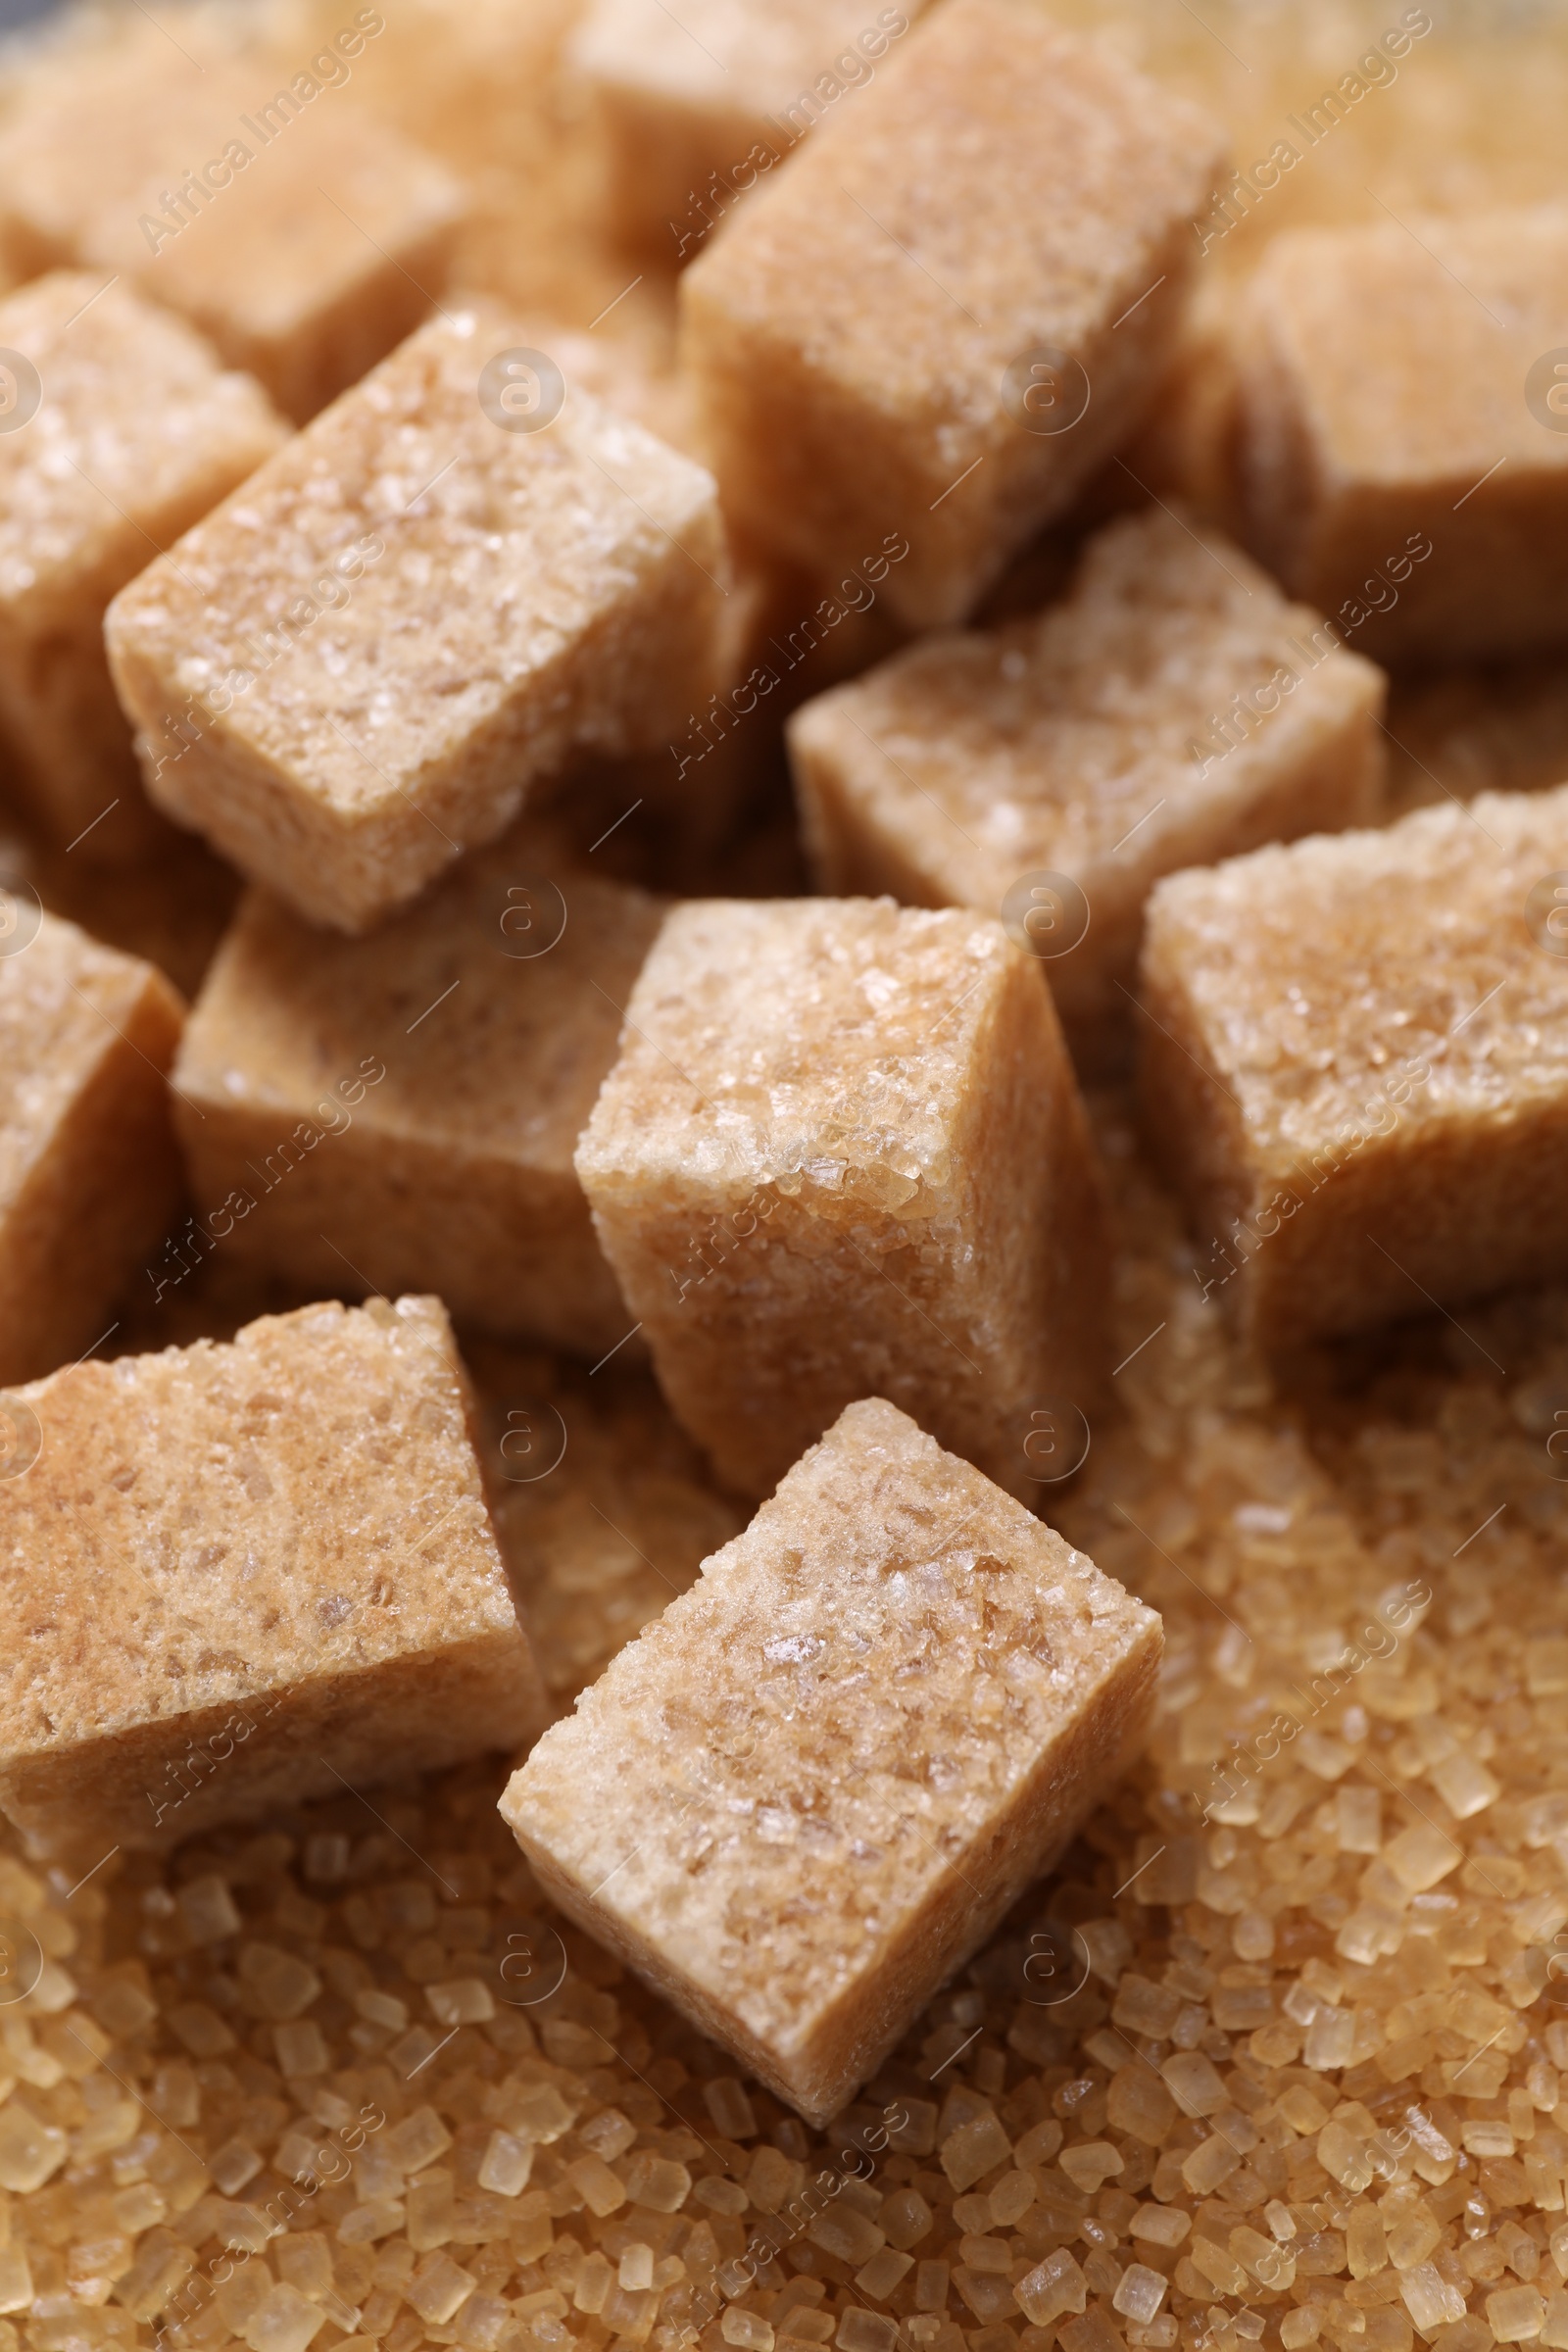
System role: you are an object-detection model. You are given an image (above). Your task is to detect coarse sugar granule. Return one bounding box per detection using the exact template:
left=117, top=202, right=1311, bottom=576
left=1, top=1083, right=1563, bottom=2352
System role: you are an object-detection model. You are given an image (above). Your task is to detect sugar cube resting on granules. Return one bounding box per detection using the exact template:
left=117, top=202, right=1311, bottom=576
left=1239, top=209, right=1568, bottom=661
left=1139, top=781, right=1568, bottom=1349
left=0, top=906, right=184, bottom=1389
left=172, top=840, right=662, bottom=1356
left=0, top=270, right=286, bottom=860
left=679, top=0, right=1226, bottom=630
left=0, top=33, right=467, bottom=423
left=501, top=1396, right=1161, bottom=2125
left=789, top=507, right=1386, bottom=1074
left=0, top=1297, right=544, bottom=1851
left=574, top=895, right=1108, bottom=1500
left=569, top=0, right=932, bottom=261
left=106, top=304, right=730, bottom=933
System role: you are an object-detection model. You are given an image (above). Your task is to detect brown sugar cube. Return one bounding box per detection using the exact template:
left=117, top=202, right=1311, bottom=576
left=172, top=841, right=662, bottom=1356
left=574, top=896, right=1108, bottom=1501
left=0, top=36, right=467, bottom=423
left=0, top=271, right=286, bottom=861
left=679, top=0, right=1226, bottom=630
left=0, top=1296, right=544, bottom=1852
left=105, top=305, right=730, bottom=933
left=1239, top=211, right=1568, bottom=661
left=1139, top=781, right=1568, bottom=1350
left=0, top=905, right=184, bottom=1389
left=789, top=508, right=1386, bottom=1072
left=568, top=0, right=933, bottom=260
left=500, top=1396, right=1161, bottom=2124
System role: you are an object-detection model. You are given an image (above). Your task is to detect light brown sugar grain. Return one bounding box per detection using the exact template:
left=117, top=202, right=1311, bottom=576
left=1239, top=210, right=1568, bottom=661
left=789, top=509, right=1385, bottom=1074
left=567, top=0, right=934, bottom=260
left=106, top=304, right=729, bottom=934
left=0, top=271, right=286, bottom=860
left=0, top=1297, right=543, bottom=1852
left=1138, top=781, right=1568, bottom=1350
left=679, top=0, right=1226, bottom=630
left=0, top=39, right=468, bottom=423
left=0, top=906, right=184, bottom=1389
left=574, top=895, right=1108, bottom=1500
left=500, top=1396, right=1162, bottom=2124
left=172, top=843, right=663, bottom=1358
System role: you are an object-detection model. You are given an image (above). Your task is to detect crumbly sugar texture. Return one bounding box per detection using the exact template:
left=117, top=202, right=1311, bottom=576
left=0, top=1297, right=544, bottom=1852
left=0, top=908, right=185, bottom=1389
left=567, top=0, right=934, bottom=257
left=789, top=509, right=1386, bottom=1072
left=679, top=0, right=1227, bottom=630
left=573, top=896, right=1109, bottom=1500
left=501, top=1397, right=1162, bottom=2124
left=1238, top=211, right=1568, bottom=661
left=105, top=303, right=731, bottom=933
left=1138, top=782, right=1568, bottom=1351
left=0, top=271, right=287, bottom=860
left=172, top=840, right=663, bottom=1356
left=0, top=37, right=468, bottom=423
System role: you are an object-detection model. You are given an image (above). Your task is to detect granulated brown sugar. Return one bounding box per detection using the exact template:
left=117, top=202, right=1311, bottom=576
left=3, top=1087, right=1563, bottom=2352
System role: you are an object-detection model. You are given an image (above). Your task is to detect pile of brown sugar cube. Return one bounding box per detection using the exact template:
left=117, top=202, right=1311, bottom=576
left=5, top=6, right=1568, bottom=2352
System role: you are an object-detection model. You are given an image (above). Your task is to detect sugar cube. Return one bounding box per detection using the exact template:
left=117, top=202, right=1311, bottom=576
left=172, top=839, right=662, bottom=1355
left=790, top=507, right=1385, bottom=1071
left=0, top=1297, right=543, bottom=1849
left=1140, top=782, right=1568, bottom=1348
left=106, top=304, right=730, bottom=932
left=0, top=270, right=285, bottom=859
left=0, top=905, right=184, bottom=1388
left=500, top=1396, right=1161, bottom=2123
left=680, top=0, right=1226, bottom=627
left=1240, top=210, right=1568, bottom=659
left=0, top=35, right=467, bottom=422
left=574, top=896, right=1108, bottom=1498
left=569, top=0, right=932, bottom=261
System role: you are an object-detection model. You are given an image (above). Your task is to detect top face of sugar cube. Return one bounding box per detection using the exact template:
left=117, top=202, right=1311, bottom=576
left=511, top=1397, right=1159, bottom=2049
left=793, top=508, right=1381, bottom=885
left=576, top=896, right=1028, bottom=1208
left=0, top=1298, right=517, bottom=1755
left=1144, top=782, right=1568, bottom=1159
left=1248, top=210, right=1568, bottom=488
left=0, top=271, right=284, bottom=635
left=573, top=0, right=922, bottom=112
